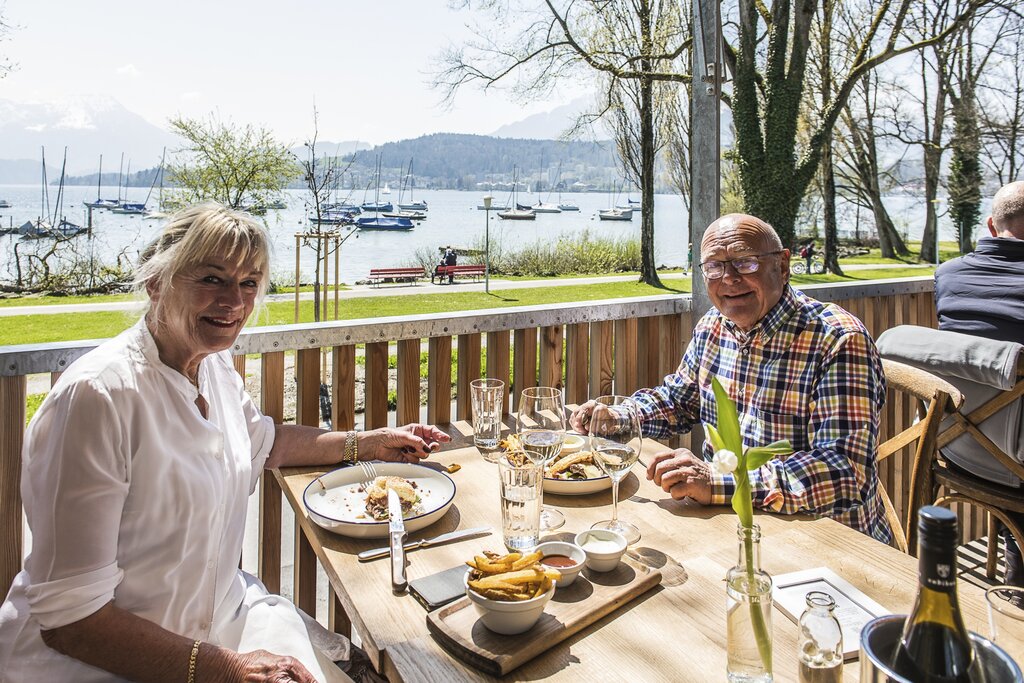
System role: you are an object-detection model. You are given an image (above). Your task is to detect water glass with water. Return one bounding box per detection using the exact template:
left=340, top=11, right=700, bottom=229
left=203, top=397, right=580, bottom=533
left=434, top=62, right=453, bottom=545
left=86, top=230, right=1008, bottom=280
left=471, top=378, right=504, bottom=459
left=498, top=454, right=543, bottom=551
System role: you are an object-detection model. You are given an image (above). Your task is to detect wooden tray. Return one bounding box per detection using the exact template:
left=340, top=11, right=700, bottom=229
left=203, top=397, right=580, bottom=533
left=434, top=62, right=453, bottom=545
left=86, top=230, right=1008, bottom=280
left=425, top=560, right=663, bottom=676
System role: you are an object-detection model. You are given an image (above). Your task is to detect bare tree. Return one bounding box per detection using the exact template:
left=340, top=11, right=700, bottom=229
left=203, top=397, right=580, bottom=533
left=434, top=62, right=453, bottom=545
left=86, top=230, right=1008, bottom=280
left=437, top=0, right=690, bottom=286
left=978, top=12, right=1024, bottom=186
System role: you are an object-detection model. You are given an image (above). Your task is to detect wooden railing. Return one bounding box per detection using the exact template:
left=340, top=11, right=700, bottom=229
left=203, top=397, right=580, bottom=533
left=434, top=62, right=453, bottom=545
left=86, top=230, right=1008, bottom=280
left=2, top=276, right=966, bottom=603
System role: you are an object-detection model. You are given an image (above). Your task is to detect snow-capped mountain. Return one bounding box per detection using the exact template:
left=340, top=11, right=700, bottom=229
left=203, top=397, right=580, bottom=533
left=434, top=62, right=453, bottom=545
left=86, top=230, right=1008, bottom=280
left=0, top=96, right=178, bottom=176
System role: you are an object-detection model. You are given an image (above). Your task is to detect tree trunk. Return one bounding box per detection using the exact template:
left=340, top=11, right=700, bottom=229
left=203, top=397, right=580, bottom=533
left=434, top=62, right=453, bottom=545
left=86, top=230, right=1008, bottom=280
left=949, top=85, right=982, bottom=254
left=821, top=137, right=843, bottom=276
left=639, top=74, right=663, bottom=287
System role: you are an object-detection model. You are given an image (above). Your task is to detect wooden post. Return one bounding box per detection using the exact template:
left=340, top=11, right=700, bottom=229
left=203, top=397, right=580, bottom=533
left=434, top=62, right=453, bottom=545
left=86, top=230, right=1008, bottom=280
left=427, top=336, right=453, bottom=424
left=538, top=325, right=564, bottom=390
left=396, top=338, right=421, bottom=425
left=334, top=235, right=340, bottom=320
left=512, top=328, right=538, bottom=412
left=456, top=334, right=482, bottom=421
left=259, top=352, right=285, bottom=593
left=365, top=342, right=390, bottom=429
left=690, top=0, right=722, bottom=325
left=0, top=376, right=26, bottom=597
left=295, top=348, right=321, bottom=428
left=485, top=331, right=510, bottom=416
left=331, top=345, right=356, bottom=431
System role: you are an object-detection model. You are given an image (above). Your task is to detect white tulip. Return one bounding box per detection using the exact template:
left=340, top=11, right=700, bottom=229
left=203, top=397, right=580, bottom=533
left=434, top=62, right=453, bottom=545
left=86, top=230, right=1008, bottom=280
left=712, top=448, right=738, bottom=474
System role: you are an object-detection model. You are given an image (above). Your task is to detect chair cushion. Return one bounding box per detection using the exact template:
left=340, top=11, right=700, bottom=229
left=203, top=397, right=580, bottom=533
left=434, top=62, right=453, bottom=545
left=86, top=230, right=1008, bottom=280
left=877, top=326, right=1023, bottom=487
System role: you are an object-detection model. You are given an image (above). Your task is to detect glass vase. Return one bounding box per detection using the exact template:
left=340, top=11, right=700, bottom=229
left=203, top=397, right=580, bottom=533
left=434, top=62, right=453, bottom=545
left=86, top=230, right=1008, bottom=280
left=725, top=523, right=773, bottom=683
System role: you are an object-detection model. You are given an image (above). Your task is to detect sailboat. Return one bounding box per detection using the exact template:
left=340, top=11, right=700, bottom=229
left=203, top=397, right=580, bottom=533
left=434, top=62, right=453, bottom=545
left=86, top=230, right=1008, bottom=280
left=498, top=167, right=535, bottom=220
left=386, top=159, right=427, bottom=219
left=110, top=159, right=146, bottom=215
left=397, top=159, right=428, bottom=212
left=144, top=150, right=169, bottom=220
left=357, top=156, right=414, bottom=231
left=360, top=164, right=393, bottom=213
left=23, top=147, right=87, bottom=239
left=599, top=182, right=633, bottom=221
left=85, top=153, right=122, bottom=209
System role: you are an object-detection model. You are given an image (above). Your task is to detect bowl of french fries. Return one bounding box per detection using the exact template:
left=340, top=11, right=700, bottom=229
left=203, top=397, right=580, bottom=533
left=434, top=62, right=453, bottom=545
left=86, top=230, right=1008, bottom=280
left=464, top=550, right=561, bottom=635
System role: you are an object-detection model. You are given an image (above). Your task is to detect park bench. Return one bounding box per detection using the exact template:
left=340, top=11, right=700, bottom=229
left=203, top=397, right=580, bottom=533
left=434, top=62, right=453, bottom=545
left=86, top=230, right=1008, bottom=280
left=431, top=264, right=487, bottom=284
left=367, top=267, right=425, bottom=287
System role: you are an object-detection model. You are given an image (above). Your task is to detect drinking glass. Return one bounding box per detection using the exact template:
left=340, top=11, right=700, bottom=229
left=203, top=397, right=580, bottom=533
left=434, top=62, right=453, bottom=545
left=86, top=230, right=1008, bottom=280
left=517, top=386, right=567, bottom=531
left=588, top=395, right=642, bottom=544
left=498, top=453, right=544, bottom=551
left=471, top=378, right=504, bottom=462
left=985, top=585, right=1024, bottom=643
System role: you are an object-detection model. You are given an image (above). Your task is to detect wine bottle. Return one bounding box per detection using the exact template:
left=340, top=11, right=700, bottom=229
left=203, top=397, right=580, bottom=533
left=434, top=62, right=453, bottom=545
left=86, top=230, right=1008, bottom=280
left=892, top=506, right=977, bottom=682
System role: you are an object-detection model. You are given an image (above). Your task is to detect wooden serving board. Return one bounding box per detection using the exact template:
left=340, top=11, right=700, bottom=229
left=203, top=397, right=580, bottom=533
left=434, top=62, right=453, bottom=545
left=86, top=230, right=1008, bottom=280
left=425, top=560, right=663, bottom=676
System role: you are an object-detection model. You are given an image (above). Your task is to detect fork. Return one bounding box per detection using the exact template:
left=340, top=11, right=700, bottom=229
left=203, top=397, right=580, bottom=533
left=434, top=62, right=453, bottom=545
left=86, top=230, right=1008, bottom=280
left=360, top=460, right=378, bottom=488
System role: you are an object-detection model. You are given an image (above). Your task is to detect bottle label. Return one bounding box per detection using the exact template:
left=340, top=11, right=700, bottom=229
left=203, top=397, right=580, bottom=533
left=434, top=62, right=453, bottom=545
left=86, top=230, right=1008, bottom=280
left=920, top=550, right=956, bottom=591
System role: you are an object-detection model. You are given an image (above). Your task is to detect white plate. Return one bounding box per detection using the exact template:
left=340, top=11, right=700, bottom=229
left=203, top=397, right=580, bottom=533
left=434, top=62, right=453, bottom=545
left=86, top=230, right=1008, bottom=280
left=303, top=462, right=456, bottom=538
left=543, top=473, right=613, bottom=496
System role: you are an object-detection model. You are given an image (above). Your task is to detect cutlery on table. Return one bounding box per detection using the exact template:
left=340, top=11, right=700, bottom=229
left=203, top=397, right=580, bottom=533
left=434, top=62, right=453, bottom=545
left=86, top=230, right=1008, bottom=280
left=388, top=489, right=408, bottom=593
left=358, top=526, right=492, bottom=562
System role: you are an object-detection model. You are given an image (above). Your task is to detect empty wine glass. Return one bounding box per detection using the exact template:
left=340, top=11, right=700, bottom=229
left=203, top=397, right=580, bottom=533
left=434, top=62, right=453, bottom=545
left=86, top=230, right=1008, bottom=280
left=517, top=386, right=567, bottom=531
left=588, top=395, right=642, bottom=544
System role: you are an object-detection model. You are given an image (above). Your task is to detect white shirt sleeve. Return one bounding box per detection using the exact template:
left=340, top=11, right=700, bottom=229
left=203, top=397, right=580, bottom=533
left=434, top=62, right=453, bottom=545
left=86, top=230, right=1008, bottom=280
left=22, top=378, right=129, bottom=630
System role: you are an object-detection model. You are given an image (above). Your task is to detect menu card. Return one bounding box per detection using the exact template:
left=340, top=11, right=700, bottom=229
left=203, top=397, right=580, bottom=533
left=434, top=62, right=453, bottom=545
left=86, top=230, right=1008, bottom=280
left=773, top=567, right=890, bottom=661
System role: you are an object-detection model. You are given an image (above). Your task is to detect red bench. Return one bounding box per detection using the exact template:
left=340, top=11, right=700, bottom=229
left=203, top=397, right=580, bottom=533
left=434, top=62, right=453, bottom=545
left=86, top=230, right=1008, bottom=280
left=367, top=267, right=425, bottom=287
left=431, top=264, right=487, bottom=284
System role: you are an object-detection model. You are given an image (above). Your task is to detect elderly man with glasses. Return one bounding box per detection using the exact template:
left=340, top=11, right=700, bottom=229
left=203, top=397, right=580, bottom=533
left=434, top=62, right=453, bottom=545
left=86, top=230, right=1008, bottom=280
left=572, top=214, right=891, bottom=542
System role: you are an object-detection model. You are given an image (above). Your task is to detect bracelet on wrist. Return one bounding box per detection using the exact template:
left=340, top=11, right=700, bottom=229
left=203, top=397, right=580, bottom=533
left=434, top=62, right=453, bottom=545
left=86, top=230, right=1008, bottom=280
left=187, top=639, right=201, bottom=683
left=344, top=430, right=359, bottom=463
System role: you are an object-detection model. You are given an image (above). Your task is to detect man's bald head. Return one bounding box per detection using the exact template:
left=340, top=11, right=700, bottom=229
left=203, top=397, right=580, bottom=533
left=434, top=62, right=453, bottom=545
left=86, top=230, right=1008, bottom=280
left=989, top=181, right=1024, bottom=240
left=702, top=214, right=784, bottom=255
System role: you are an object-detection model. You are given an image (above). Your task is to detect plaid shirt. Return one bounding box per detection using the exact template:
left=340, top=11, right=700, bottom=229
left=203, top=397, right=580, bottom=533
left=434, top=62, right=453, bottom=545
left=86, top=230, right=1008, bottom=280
left=632, top=286, right=892, bottom=543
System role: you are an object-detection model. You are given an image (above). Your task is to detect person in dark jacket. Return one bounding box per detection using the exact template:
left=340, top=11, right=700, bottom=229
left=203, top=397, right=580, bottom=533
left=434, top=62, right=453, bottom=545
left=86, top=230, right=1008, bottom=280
left=444, top=247, right=457, bottom=283
left=934, top=180, right=1024, bottom=589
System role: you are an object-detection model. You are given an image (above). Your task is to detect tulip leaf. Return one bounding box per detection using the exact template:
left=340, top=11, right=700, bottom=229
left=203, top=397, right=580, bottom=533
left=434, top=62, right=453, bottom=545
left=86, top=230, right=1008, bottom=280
left=711, top=377, right=743, bottom=457
left=744, top=440, right=793, bottom=470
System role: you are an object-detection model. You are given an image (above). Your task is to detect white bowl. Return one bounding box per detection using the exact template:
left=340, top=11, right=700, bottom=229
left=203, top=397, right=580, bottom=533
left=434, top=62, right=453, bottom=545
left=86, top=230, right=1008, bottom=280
left=464, top=571, right=555, bottom=635
left=561, top=434, right=586, bottom=454
left=534, top=541, right=586, bottom=587
left=574, top=529, right=627, bottom=572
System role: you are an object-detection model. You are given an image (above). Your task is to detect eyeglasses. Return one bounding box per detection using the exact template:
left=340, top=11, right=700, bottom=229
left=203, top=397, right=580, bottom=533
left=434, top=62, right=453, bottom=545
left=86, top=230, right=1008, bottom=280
left=699, top=251, right=783, bottom=279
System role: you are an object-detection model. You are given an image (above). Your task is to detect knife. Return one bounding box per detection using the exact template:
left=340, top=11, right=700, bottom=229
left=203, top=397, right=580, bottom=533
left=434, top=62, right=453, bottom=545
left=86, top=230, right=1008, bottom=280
left=357, top=526, right=492, bottom=562
left=388, top=489, right=408, bottom=593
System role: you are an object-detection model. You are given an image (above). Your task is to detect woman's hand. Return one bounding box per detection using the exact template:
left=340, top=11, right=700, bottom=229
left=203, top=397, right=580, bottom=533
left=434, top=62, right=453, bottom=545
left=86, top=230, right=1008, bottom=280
left=231, top=649, right=318, bottom=682
left=359, top=424, right=451, bottom=462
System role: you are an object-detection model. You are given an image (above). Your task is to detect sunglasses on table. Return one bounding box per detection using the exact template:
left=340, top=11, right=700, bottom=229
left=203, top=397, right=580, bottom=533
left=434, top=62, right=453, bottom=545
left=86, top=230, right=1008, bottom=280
left=699, top=250, right=784, bottom=279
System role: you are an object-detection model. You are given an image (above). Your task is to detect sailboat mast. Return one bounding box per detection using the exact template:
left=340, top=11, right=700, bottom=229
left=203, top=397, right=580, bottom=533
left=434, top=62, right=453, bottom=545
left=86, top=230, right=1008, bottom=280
left=117, top=153, right=125, bottom=205
left=96, top=154, right=103, bottom=201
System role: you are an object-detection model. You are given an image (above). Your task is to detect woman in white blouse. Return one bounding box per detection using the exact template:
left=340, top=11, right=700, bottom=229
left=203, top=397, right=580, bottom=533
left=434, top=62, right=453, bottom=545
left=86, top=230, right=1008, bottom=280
left=0, top=203, right=450, bottom=683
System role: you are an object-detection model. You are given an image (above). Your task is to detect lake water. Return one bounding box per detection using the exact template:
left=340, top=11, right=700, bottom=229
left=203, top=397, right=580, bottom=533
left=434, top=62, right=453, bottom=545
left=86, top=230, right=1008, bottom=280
left=0, top=184, right=982, bottom=285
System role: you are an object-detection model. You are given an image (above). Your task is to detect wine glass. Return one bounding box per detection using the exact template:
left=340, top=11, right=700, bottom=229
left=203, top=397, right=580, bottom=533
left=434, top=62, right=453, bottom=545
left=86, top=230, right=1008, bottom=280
left=517, top=386, right=567, bottom=531
left=588, top=395, right=642, bottom=544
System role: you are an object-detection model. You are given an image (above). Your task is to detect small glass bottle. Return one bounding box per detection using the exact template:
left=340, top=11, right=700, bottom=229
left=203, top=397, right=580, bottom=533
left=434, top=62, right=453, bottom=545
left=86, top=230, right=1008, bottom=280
left=797, top=591, right=843, bottom=683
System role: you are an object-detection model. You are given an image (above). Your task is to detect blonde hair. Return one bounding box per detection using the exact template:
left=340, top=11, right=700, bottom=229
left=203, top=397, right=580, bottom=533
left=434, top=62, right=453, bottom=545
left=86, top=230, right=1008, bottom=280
left=134, top=203, right=271, bottom=314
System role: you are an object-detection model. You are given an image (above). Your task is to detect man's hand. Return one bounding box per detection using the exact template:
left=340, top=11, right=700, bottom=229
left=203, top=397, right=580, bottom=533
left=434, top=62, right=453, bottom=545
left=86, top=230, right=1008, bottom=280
left=569, top=400, right=597, bottom=433
left=646, top=449, right=713, bottom=504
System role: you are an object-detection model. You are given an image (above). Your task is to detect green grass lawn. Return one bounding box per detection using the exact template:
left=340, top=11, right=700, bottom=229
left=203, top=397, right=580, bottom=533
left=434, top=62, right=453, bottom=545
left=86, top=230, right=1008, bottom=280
left=0, top=268, right=936, bottom=347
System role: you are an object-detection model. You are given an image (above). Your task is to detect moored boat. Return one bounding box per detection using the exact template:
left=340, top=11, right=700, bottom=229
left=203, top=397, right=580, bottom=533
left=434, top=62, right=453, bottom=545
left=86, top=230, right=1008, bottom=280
left=498, top=208, right=536, bottom=220
left=356, top=216, right=414, bottom=230
left=558, top=202, right=580, bottom=211
left=598, top=208, right=633, bottom=221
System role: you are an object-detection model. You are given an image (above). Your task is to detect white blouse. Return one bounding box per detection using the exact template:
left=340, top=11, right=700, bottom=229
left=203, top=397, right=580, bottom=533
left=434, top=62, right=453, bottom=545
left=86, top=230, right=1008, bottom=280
left=0, top=321, right=350, bottom=682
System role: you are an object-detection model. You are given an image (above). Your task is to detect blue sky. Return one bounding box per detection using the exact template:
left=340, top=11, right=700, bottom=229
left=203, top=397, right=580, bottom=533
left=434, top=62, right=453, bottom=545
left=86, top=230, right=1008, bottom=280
left=0, top=0, right=587, bottom=144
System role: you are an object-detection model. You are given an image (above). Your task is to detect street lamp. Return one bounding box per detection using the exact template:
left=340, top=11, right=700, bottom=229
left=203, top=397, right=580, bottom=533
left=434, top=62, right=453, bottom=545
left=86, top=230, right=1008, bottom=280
left=483, top=194, right=493, bottom=293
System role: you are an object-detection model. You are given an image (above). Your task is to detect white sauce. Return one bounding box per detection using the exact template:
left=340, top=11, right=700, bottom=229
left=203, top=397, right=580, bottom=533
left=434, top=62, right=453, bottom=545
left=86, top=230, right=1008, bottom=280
left=582, top=538, right=622, bottom=553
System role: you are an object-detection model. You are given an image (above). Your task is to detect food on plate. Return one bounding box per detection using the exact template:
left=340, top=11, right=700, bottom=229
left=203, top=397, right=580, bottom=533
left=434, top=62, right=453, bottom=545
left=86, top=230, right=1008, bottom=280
left=363, top=476, right=420, bottom=521
left=465, top=550, right=560, bottom=601
left=545, top=450, right=604, bottom=480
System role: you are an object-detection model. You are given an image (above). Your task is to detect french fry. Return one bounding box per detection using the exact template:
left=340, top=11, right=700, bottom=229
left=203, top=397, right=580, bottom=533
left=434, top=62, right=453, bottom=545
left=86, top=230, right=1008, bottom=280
left=510, top=551, right=543, bottom=571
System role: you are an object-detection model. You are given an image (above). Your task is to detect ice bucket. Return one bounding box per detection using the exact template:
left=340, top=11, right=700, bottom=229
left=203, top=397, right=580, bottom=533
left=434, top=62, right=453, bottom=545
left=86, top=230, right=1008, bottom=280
left=859, top=614, right=1022, bottom=682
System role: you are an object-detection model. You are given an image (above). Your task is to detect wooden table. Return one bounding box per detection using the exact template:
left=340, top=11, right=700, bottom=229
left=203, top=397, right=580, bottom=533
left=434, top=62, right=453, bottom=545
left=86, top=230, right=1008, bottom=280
left=276, top=421, right=1023, bottom=682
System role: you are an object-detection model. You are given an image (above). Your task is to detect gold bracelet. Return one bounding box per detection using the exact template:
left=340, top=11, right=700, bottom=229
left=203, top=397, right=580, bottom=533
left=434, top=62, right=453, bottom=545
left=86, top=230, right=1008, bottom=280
left=344, top=430, right=359, bottom=464
left=187, top=639, right=201, bottom=683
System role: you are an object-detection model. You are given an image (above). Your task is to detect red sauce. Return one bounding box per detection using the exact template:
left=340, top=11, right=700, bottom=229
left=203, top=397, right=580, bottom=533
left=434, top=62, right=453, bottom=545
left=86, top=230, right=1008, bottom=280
left=540, top=554, right=579, bottom=568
